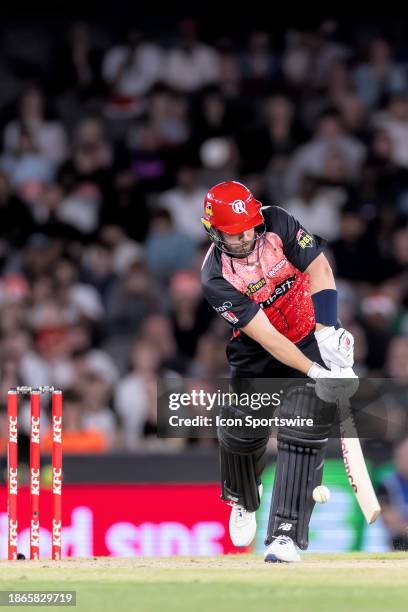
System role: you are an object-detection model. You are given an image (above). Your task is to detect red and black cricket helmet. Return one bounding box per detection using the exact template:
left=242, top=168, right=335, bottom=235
left=201, top=181, right=265, bottom=256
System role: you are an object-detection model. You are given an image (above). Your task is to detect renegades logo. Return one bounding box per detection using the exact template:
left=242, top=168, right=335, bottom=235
left=245, top=277, right=266, bottom=296
left=229, top=200, right=248, bottom=215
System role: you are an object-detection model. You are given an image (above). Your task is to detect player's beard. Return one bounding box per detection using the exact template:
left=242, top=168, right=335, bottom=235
left=228, top=227, right=266, bottom=263
left=228, top=237, right=256, bottom=257
left=209, top=223, right=266, bottom=260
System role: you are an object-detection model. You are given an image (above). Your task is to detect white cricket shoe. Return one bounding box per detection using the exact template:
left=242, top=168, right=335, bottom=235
left=264, top=535, right=301, bottom=563
left=228, top=484, right=263, bottom=547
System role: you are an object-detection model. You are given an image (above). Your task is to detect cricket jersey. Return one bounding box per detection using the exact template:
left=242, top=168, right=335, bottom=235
left=201, top=205, right=326, bottom=373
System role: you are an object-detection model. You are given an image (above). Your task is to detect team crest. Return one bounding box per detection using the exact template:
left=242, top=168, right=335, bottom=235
left=229, top=200, right=249, bottom=215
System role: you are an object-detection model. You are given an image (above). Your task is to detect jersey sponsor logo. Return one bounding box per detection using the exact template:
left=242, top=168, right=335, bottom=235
left=245, top=277, right=266, bottom=296
left=221, top=311, right=239, bottom=324
left=296, top=228, right=314, bottom=248
left=267, top=258, right=287, bottom=278
left=259, top=276, right=296, bottom=309
left=229, top=200, right=249, bottom=215
left=214, top=301, right=233, bottom=313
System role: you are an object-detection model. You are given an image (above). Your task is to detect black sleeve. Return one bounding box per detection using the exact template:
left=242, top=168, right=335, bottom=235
left=202, top=275, right=260, bottom=329
left=266, top=206, right=327, bottom=272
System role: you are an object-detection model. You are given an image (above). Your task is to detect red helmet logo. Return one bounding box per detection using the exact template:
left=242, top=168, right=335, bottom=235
left=202, top=181, right=263, bottom=234
left=229, top=200, right=249, bottom=215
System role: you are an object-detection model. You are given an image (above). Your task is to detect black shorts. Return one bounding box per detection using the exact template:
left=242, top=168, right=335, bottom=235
left=229, top=331, right=324, bottom=378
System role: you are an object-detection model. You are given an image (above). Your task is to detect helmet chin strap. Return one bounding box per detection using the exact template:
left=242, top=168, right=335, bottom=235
left=206, top=224, right=266, bottom=259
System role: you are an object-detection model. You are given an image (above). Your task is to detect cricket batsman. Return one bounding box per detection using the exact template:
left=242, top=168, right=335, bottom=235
left=201, top=181, right=356, bottom=563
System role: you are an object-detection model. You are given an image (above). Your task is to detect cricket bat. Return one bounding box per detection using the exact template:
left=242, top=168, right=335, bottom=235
left=334, top=370, right=381, bottom=524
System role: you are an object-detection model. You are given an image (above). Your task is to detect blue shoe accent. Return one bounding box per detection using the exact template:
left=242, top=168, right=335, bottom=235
left=264, top=554, right=284, bottom=563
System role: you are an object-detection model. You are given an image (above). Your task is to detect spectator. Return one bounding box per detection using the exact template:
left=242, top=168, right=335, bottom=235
left=218, top=50, right=242, bottom=101
left=239, top=95, right=300, bottom=174
left=284, top=110, right=366, bottom=196
left=145, top=209, right=196, bottom=285
left=240, top=31, right=280, bottom=94
left=51, top=22, right=103, bottom=100
left=376, top=94, right=408, bottom=170
left=81, top=242, right=116, bottom=306
left=0, top=171, right=35, bottom=245
left=0, top=130, right=54, bottom=199
left=386, top=337, right=408, bottom=377
left=359, top=130, right=399, bottom=207
left=284, top=174, right=345, bottom=240
left=79, top=365, right=117, bottom=450
left=192, top=87, right=234, bottom=148
left=377, top=438, right=408, bottom=550
left=148, top=87, right=190, bottom=148
left=41, top=389, right=109, bottom=454
left=126, top=121, right=173, bottom=193
left=168, top=270, right=214, bottom=361
left=4, top=86, right=67, bottom=165
left=103, top=262, right=161, bottom=371
left=53, top=257, right=104, bottom=324
left=102, top=28, right=162, bottom=117
left=330, top=209, right=380, bottom=282
left=353, top=38, right=407, bottom=108
left=56, top=118, right=113, bottom=235
left=162, top=19, right=220, bottom=92
left=282, top=27, right=350, bottom=90
left=188, top=333, right=230, bottom=377
left=114, top=339, right=160, bottom=451
left=138, top=314, right=178, bottom=369
left=301, top=60, right=353, bottom=130
left=157, top=165, right=207, bottom=242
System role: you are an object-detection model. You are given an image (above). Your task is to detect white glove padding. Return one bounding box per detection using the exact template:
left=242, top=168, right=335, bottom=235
left=315, top=326, right=354, bottom=369
left=307, top=363, right=359, bottom=404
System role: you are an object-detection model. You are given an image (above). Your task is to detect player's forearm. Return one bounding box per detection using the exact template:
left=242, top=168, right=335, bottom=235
left=305, top=254, right=337, bottom=331
left=261, top=332, right=313, bottom=374
left=241, top=310, right=312, bottom=374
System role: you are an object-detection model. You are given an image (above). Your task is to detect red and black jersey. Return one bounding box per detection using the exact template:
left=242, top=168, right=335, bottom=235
left=201, top=205, right=326, bottom=372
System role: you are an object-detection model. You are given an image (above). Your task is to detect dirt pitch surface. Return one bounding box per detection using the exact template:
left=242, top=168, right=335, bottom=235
left=0, top=553, right=407, bottom=611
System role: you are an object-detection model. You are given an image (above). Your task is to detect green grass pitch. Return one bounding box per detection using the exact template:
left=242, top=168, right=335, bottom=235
left=0, top=553, right=407, bottom=612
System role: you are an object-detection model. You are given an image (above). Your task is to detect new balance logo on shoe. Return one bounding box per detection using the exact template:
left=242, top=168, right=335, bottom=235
left=278, top=523, right=292, bottom=531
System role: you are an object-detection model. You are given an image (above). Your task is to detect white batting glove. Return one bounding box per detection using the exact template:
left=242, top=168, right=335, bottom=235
left=307, top=363, right=359, bottom=404
left=315, top=326, right=354, bottom=369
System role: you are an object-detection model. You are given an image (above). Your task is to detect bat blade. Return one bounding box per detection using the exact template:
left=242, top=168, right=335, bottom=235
left=338, top=402, right=381, bottom=524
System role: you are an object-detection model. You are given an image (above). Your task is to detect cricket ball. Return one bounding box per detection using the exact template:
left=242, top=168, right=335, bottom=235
left=312, top=485, right=330, bottom=503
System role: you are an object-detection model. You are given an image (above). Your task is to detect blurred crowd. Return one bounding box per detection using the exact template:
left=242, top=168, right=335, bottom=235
left=0, top=18, right=407, bottom=453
